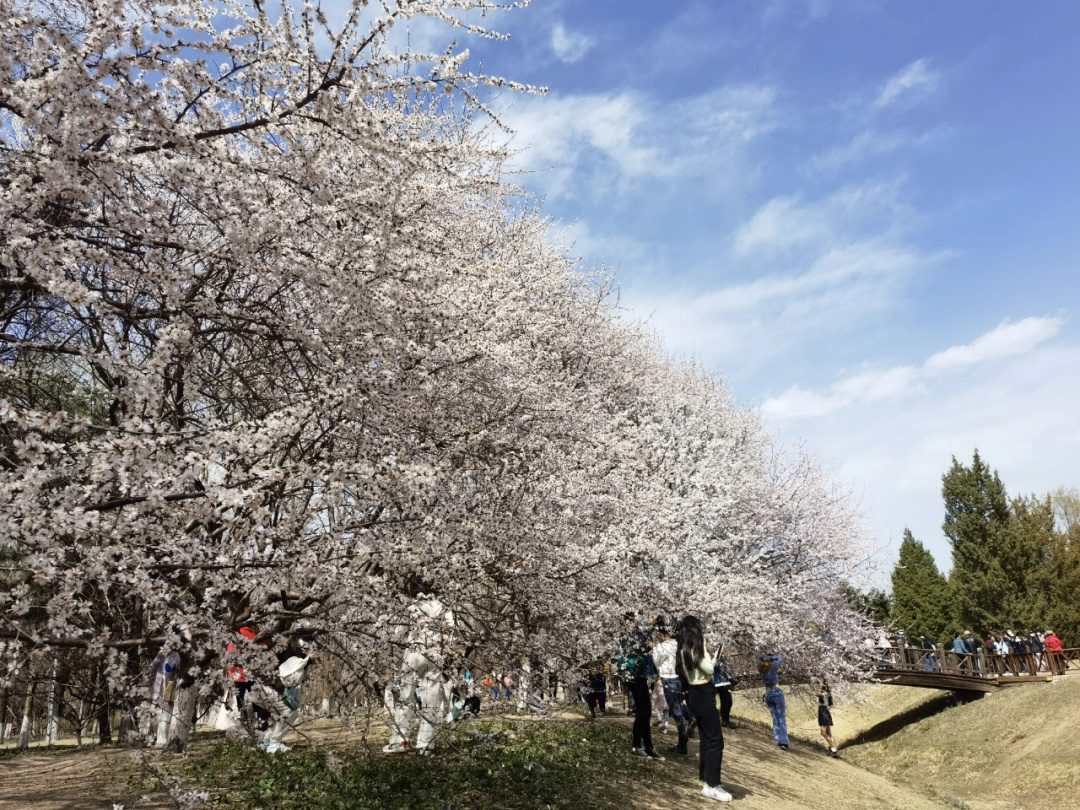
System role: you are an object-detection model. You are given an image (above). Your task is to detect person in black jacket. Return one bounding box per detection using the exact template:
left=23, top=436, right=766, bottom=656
left=618, top=616, right=663, bottom=760
left=712, top=644, right=737, bottom=730
left=818, top=682, right=838, bottom=757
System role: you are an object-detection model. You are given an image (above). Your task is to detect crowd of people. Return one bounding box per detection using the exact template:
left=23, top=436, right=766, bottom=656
left=875, top=627, right=1069, bottom=676
left=373, top=607, right=842, bottom=803
left=592, top=614, right=841, bottom=803
left=195, top=599, right=842, bottom=805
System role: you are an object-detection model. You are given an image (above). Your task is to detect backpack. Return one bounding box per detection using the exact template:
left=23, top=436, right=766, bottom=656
left=617, top=631, right=658, bottom=680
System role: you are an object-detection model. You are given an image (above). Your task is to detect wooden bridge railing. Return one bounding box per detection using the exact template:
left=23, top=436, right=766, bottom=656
left=873, top=644, right=1080, bottom=681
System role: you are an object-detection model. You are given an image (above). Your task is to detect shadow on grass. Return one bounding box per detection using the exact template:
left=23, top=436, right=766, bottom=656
left=840, top=691, right=985, bottom=749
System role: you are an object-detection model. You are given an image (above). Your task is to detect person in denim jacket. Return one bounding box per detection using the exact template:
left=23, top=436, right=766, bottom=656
left=758, top=654, right=789, bottom=749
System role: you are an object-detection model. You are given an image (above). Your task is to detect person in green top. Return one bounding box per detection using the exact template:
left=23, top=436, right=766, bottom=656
left=676, top=616, right=732, bottom=803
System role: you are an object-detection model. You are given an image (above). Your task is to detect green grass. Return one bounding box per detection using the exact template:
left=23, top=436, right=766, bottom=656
left=184, top=720, right=657, bottom=810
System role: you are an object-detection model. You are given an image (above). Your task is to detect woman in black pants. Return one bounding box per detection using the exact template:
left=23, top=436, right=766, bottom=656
left=677, top=616, right=732, bottom=803
left=712, top=644, right=737, bottom=730
left=619, top=622, right=663, bottom=759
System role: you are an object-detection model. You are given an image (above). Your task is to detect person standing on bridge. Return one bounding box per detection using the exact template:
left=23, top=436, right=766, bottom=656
left=1044, top=630, right=1064, bottom=674
left=677, top=615, right=732, bottom=803
left=758, top=653, right=789, bottom=750
left=951, top=633, right=970, bottom=671
left=963, top=630, right=981, bottom=673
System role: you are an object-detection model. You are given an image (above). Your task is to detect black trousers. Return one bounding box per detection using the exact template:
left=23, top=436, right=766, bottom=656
left=629, top=677, right=653, bottom=751
left=686, top=683, right=723, bottom=788
left=716, top=685, right=732, bottom=724
left=586, top=690, right=606, bottom=716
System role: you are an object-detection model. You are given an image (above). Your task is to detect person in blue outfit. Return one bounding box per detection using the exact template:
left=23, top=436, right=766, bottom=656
left=758, top=653, right=789, bottom=750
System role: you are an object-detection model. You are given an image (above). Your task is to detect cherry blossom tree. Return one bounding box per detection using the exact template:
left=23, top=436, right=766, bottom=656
left=0, top=0, right=875, bottom=733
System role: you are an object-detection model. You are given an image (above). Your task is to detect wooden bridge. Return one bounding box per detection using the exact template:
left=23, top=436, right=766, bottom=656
left=871, top=644, right=1080, bottom=692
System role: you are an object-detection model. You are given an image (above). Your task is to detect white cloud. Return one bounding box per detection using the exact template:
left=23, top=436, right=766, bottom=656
left=549, top=23, right=595, bottom=63
left=734, top=180, right=908, bottom=255
left=873, top=58, right=941, bottom=109
left=499, top=85, right=778, bottom=200
left=762, top=316, right=1064, bottom=421
left=619, top=238, right=929, bottom=374
left=926, top=317, right=1063, bottom=371
left=775, top=343, right=1080, bottom=574
left=806, top=126, right=948, bottom=172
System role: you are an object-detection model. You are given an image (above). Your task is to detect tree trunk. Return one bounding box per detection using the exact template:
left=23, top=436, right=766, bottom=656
left=0, top=685, right=8, bottom=745
left=46, top=657, right=59, bottom=745
left=17, top=682, right=35, bottom=748
left=96, top=663, right=112, bottom=744
left=167, top=683, right=197, bottom=747
left=75, top=698, right=85, bottom=746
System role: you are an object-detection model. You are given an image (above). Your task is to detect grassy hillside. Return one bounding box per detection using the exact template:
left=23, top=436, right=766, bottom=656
left=729, top=683, right=950, bottom=748
left=1, top=714, right=954, bottom=810
left=843, top=674, right=1080, bottom=810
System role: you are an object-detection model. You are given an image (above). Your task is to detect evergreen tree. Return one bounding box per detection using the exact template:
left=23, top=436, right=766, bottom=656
left=891, top=529, right=951, bottom=642
left=1000, top=496, right=1055, bottom=630
left=1031, top=519, right=1080, bottom=646
left=942, top=451, right=1012, bottom=634
left=843, top=585, right=892, bottom=626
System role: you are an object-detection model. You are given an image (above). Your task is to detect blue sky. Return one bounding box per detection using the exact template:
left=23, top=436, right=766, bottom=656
left=326, top=1, right=1080, bottom=578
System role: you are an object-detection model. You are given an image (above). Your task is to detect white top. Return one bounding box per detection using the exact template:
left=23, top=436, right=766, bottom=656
left=652, top=638, right=678, bottom=679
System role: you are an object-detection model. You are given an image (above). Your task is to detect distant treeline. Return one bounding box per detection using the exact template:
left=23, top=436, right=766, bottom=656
left=849, top=451, right=1080, bottom=646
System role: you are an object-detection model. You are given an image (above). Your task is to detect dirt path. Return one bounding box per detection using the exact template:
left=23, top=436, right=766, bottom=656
left=0, top=747, right=172, bottom=810
left=0, top=714, right=950, bottom=810
left=598, top=715, right=950, bottom=810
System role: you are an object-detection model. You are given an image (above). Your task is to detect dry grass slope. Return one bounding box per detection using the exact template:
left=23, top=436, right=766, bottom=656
left=843, top=674, right=1080, bottom=810
left=728, top=683, right=950, bottom=748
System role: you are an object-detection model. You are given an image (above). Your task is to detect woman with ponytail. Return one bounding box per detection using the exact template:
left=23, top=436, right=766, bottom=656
left=676, top=616, right=732, bottom=803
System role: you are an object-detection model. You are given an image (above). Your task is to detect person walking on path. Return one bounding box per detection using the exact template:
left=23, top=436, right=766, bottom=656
left=818, top=682, right=838, bottom=757
left=677, top=615, right=732, bottom=803
left=759, top=653, right=789, bottom=750
left=652, top=620, right=690, bottom=755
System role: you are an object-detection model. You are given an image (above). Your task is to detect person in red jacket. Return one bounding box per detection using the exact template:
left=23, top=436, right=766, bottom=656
left=1044, top=630, right=1064, bottom=674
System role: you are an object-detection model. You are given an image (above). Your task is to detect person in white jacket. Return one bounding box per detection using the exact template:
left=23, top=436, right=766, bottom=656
left=651, top=619, right=690, bottom=755
left=383, top=596, right=455, bottom=755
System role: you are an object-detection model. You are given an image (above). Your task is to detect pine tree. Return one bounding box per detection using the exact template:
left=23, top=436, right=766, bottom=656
left=1031, top=517, right=1080, bottom=646
left=942, top=451, right=1012, bottom=635
left=843, top=585, right=892, bottom=626
left=1000, top=496, right=1055, bottom=630
left=891, top=529, right=951, bottom=642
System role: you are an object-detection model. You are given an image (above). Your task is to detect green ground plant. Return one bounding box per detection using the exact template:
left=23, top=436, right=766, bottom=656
left=185, top=721, right=657, bottom=810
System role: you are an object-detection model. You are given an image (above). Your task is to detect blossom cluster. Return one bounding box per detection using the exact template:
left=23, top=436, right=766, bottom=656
left=0, top=0, right=874, bottom=709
